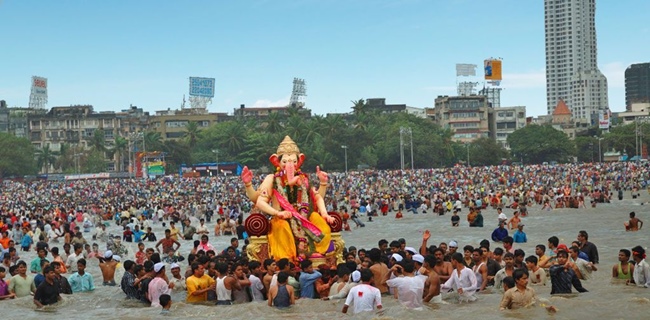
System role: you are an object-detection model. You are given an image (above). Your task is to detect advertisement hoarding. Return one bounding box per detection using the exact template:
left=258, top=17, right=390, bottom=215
left=31, top=76, right=48, bottom=99
left=189, top=77, right=215, bottom=98
left=599, top=110, right=610, bottom=129
left=484, top=60, right=502, bottom=81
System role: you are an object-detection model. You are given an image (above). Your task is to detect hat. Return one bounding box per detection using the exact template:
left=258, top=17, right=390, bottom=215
left=391, top=253, right=403, bottom=262
left=104, top=250, right=113, bottom=259
left=154, top=262, right=165, bottom=273
left=518, top=224, right=525, bottom=228
left=351, top=270, right=361, bottom=283
left=449, top=241, right=458, bottom=248
left=171, top=263, right=180, bottom=269
left=556, top=244, right=568, bottom=252
left=405, top=247, right=417, bottom=255
left=412, top=254, right=425, bottom=264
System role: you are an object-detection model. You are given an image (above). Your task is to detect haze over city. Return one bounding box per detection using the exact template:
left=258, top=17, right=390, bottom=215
left=1, top=0, right=648, bottom=116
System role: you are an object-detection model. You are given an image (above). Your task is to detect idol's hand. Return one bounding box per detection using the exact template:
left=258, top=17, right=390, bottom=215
left=241, top=166, right=253, bottom=185
left=316, top=166, right=328, bottom=185
left=278, top=211, right=292, bottom=219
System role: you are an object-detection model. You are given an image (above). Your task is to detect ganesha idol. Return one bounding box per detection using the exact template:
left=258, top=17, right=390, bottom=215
left=242, top=136, right=344, bottom=265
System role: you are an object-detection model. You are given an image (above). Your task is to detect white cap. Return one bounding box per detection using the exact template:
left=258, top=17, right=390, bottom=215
left=449, top=241, right=458, bottom=248
left=351, top=270, right=361, bottom=283
left=391, top=253, right=403, bottom=262
left=113, top=255, right=121, bottom=262
left=405, top=247, right=417, bottom=255
left=170, top=263, right=180, bottom=269
left=412, top=254, right=424, bottom=264
left=104, top=250, right=113, bottom=259
left=154, top=262, right=165, bottom=273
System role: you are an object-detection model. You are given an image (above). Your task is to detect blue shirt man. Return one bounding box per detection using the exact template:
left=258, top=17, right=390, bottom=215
left=513, top=225, right=527, bottom=243
left=69, top=259, right=95, bottom=293
left=298, top=260, right=322, bottom=299
left=133, top=227, right=145, bottom=243
left=491, top=223, right=509, bottom=242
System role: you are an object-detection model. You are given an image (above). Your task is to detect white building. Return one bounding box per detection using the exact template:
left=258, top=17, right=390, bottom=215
left=544, top=0, right=608, bottom=125
left=494, top=106, right=526, bottom=149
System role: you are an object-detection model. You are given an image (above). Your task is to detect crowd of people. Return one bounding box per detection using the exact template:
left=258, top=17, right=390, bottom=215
left=1, top=161, right=649, bottom=314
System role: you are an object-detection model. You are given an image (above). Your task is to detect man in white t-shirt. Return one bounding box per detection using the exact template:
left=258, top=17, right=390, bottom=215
left=343, top=269, right=382, bottom=314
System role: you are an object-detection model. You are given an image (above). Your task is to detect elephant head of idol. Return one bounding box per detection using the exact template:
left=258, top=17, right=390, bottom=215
left=269, top=136, right=305, bottom=186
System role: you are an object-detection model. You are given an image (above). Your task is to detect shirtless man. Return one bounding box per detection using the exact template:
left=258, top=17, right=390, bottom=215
left=99, top=251, right=118, bottom=286
left=507, top=211, right=521, bottom=230
left=262, top=259, right=276, bottom=295
left=155, top=229, right=181, bottom=254
left=433, top=248, right=453, bottom=283
left=625, top=211, right=643, bottom=231
left=421, top=255, right=441, bottom=303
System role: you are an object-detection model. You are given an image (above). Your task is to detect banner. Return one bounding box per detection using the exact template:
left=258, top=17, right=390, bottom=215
left=456, top=64, right=477, bottom=77
left=146, top=161, right=165, bottom=175
left=189, top=77, right=215, bottom=98
left=31, top=76, right=48, bottom=99
left=598, top=110, right=610, bottom=129
left=484, top=60, right=502, bottom=81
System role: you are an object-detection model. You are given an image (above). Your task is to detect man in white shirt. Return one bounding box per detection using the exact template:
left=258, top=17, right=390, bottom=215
left=248, top=261, right=266, bottom=302
left=631, top=246, right=650, bottom=287
left=343, top=269, right=382, bottom=314
left=385, top=260, right=427, bottom=310
left=196, top=219, right=209, bottom=236
left=65, top=244, right=84, bottom=273
left=441, top=252, right=478, bottom=302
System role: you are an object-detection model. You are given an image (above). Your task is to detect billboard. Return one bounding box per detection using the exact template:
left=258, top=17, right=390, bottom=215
left=189, top=77, right=215, bottom=98
left=31, top=76, right=48, bottom=99
left=484, top=60, right=502, bottom=81
left=456, top=64, right=477, bottom=77
left=599, top=109, right=610, bottom=129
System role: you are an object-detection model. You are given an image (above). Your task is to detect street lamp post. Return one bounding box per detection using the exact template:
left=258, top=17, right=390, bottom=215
left=466, top=143, right=470, bottom=166
left=589, top=143, right=594, bottom=163
left=594, top=136, right=603, bottom=163
left=341, top=145, right=348, bottom=173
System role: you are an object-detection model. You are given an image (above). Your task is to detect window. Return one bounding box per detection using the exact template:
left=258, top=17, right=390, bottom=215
left=166, top=121, right=189, bottom=128
left=104, top=129, right=114, bottom=139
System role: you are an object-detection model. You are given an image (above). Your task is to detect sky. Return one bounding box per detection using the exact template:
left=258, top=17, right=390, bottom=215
left=1, top=0, right=648, bottom=117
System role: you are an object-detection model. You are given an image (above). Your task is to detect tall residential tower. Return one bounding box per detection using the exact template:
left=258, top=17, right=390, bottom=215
left=544, top=0, right=608, bottom=125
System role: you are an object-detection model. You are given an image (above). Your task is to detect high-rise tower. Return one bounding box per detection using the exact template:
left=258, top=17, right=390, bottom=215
left=544, top=0, right=608, bottom=125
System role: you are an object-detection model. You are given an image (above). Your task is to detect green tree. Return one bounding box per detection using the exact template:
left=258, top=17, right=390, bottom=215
left=507, top=124, right=575, bottom=164
left=36, top=145, right=58, bottom=174
left=83, top=150, right=107, bottom=173
left=184, top=121, right=201, bottom=149
left=0, top=133, right=37, bottom=177
left=111, top=136, right=128, bottom=172
left=55, top=143, right=76, bottom=173
left=144, top=131, right=164, bottom=152
left=469, top=137, right=508, bottom=166
left=89, top=129, right=107, bottom=152
left=351, top=99, right=367, bottom=116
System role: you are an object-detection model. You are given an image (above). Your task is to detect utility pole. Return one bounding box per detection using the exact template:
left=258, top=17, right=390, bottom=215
left=341, top=145, right=348, bottom=173
left=212, top=149, right=219, bottom=175
left=399, top=127, right=412, bottom=170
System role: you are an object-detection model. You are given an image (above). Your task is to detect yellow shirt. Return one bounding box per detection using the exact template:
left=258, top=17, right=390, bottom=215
left=186, top=274, right=215, bottom=303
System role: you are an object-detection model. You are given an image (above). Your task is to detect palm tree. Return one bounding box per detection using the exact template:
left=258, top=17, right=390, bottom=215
left=111, top=136, right=128, bottom=172
left=220, top=121, right=247, bottom=154
left=264, top=111, right=284, bottom=134
left=89, top=129, right=107, bottom=152
left=55, top=143, right=75, bottom=173
left=144, top=131, right=163, bottom=152
left=351, top=99, right=367, bottom=116
left=36, top=145, right=58, bottom=174
left=184, top=121, right=201, bottom=149
left=322, top=114, right=345, bottom=140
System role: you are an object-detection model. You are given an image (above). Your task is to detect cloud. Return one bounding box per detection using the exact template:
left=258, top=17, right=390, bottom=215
left=250, top=95, right=290, bottom=108
left=501, top=69, right=546, bottom=89
left=601, top=61, right=626, bottom=88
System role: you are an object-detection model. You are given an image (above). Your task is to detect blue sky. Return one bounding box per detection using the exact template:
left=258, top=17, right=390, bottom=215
left=1, top=0, right=648, bottom=117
